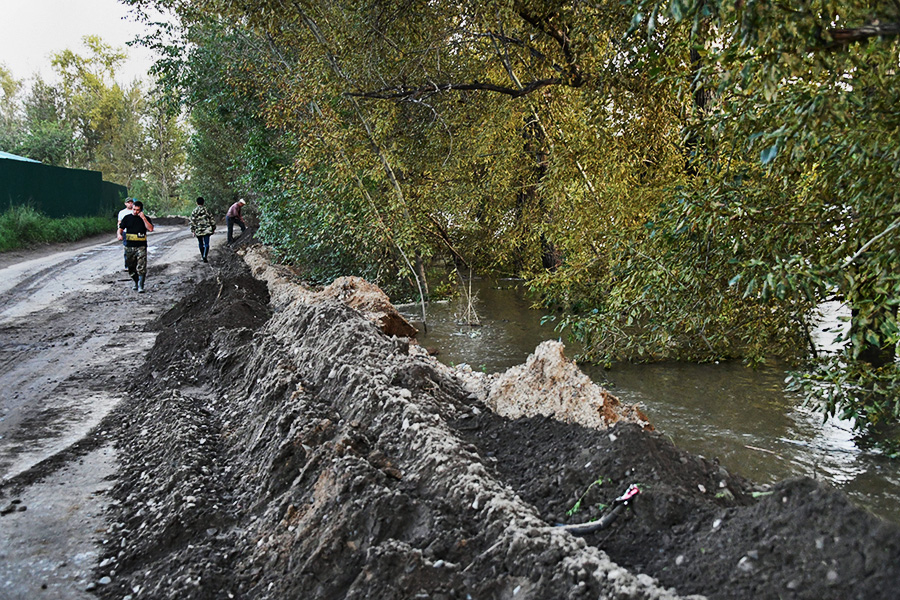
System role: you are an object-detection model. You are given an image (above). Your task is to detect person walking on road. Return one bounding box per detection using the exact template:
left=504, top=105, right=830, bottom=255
left=190, top=196, right=216, bottom=262
left=117, top=197, right=135, bottom=225
left=226, top=199, right=247, bottom=244
left=117, top=200, right=154, bottom=293
left=116, top=198, right=135, bottom=270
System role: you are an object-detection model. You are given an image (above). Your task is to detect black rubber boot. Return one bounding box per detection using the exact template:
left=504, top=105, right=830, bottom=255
left=131, top=274, right=139, bottom=291
left=137, top=275, right=145, bottom=293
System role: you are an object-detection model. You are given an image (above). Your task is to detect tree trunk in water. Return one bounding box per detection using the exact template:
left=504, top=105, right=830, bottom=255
left=415, top=252, right=429, bottom=299
left=516, top=113, right=561, bottom=271
left=851, top=308, right=897, bottom=367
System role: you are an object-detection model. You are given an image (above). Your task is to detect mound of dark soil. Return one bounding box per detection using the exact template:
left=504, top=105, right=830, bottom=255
left=95, top=247, right=900, bottom=600
left=457, top=412, right=900, bottom=599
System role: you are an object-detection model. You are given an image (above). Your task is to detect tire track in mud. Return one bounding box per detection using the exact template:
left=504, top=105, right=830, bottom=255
left=0, top=226, right=194, bottom=322
left=0, top=225, right=201, bottom=482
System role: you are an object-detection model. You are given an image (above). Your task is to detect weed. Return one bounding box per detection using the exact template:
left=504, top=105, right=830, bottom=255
left=566, top=476, right=604, bottom=516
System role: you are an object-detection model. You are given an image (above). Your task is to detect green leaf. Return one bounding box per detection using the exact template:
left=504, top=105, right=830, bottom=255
left=865, top=331, right=880, bottom=347
left=760, top=144, right=779, bottom=165
left=626, top=12, right=644, bottom=37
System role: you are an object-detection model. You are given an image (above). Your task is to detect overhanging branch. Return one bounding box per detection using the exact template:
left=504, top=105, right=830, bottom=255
left=828, top=22, right=900, bottom=46
left=347, top=8, right=585, bottom=102
left=346, top=77, right=567, bottom=101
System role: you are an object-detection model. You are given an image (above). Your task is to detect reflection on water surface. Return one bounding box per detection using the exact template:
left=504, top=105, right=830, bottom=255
left=397, top=278, right=900, bottom=524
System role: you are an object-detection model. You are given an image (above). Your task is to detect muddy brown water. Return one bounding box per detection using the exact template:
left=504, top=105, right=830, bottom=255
left=398, top=279, right=900, bottom=525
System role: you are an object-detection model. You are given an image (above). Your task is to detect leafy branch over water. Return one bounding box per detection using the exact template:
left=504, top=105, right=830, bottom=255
left=126, top=0, right=900, bottom=450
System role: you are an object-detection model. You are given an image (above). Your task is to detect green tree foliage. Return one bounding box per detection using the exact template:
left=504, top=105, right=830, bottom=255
left=51, top=35, right=148, bottom=184
left=615, top=0, right=900, bottom=445
left=0, top=64, right=24, bottom=151
left=134, top=14, right=279, bottom=218
left=129, top=0, right=687, bottom=292
left=139, top=89, right=189, bottom=214
left=18, top=78, right=80, bottom=165
left=1, top=37, right=190, bottom=214
left=127, top=0, right=899, bottom=444
left=1, top=74, right=81, bottom=167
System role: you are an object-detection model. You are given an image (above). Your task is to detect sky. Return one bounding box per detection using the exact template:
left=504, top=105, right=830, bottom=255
left=0, top=0, right=159, bottom=85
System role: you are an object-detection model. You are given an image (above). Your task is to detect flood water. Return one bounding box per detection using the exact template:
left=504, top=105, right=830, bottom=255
left=397, top=279, right=900, bottom=525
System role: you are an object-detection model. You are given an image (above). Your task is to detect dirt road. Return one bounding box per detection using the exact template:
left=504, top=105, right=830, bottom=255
left=0, top=222, right=213, bottom=599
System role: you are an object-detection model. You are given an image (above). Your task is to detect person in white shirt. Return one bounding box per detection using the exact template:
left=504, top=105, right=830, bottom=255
left=117, top=198, right=135, bottom=270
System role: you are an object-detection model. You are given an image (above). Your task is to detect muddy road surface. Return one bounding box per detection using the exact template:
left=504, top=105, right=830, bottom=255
left=2, top=228, right=899, bottom=600
left=0, top=220, right=214, bottom=598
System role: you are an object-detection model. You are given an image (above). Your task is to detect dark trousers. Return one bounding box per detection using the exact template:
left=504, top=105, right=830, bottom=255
left=197, top=234, right=211, bottom=257
left=226, top=216, right=246, bottom=242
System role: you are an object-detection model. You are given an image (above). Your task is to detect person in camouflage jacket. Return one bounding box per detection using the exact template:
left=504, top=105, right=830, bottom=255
left=190, top=197, right=216, bottom=262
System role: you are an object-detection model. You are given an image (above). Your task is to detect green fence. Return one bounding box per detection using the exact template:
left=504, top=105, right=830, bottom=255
left=0, top=156, right=127, bottom=219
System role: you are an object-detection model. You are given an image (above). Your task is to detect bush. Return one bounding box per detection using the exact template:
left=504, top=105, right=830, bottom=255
left=0, top=205, right=115, bottom=252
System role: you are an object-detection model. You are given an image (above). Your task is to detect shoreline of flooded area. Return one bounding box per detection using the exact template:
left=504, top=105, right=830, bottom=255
left=398, top=280, right=900, bottom=524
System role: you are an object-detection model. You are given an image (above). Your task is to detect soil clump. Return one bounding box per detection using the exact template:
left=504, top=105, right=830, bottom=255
left=93, top=245, right=900, bottom=600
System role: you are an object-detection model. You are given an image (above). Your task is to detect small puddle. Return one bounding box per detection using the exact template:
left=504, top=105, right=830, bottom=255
left=398, top=279, right=900, bottom=524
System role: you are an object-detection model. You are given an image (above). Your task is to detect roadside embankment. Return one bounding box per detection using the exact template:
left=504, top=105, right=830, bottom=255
left=97, top=244, right=900, bottom=600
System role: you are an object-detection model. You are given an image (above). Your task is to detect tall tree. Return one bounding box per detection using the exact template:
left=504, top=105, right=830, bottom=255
left=51, top=35, right=145, bottom=183
left=0, top=65, right=23, bottom=151
left=16, top=77, right=78, bottom=166
left=601, top=0, right=900, bottom=440
left=141, top=89, right=187, bottom=213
